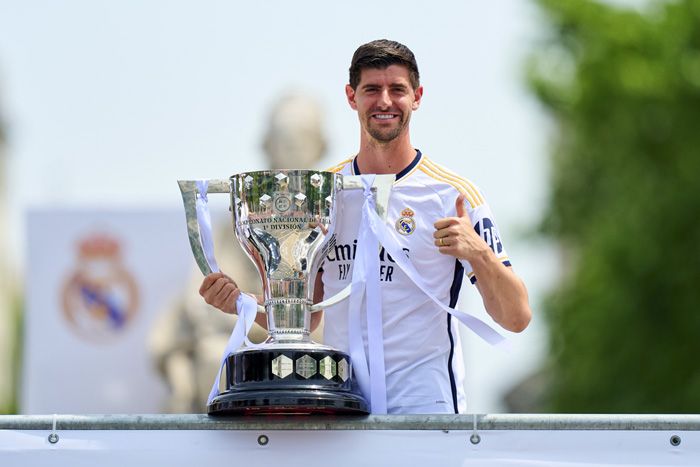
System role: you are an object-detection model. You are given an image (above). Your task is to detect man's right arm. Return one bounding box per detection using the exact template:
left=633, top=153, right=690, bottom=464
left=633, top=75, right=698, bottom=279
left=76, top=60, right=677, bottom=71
left=199, top=272, right=268, bottom=329
left=199, top=271, right=325, bottom=332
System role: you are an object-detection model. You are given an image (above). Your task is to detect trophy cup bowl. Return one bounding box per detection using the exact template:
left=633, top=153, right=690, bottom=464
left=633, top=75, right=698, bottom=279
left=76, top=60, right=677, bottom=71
left=180, top=170, right=369, bottom=415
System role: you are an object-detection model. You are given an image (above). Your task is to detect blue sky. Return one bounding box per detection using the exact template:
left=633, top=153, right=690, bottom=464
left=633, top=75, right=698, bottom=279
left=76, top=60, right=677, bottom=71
left=0, top=0, right=548, bottom=240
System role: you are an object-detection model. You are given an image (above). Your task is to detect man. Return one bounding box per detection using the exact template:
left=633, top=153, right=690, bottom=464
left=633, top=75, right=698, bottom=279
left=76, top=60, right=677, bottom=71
left=200, top=39, right=531, bottom=414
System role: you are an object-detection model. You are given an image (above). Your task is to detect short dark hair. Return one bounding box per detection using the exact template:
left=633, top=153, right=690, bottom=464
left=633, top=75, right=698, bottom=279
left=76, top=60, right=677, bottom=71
left=349, top=39, right=420, bottom=90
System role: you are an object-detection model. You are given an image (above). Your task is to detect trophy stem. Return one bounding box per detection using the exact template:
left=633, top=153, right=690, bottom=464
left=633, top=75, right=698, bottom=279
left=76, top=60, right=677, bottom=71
left=266, top=279, right=312, bottom=343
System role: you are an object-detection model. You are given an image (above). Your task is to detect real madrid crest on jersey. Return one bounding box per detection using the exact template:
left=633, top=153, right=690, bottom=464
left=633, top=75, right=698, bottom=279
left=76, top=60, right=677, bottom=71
left=61, top=233, right=140, bottom=342
left=395, top=207, right=416, bottom=235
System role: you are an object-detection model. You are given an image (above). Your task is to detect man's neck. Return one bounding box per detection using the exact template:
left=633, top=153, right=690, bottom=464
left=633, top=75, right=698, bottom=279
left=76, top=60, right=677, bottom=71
left=355, top=133, right=416, bottom=175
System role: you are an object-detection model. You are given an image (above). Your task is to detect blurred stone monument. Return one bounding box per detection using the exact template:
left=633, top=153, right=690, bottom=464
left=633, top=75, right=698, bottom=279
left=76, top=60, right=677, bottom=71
left=150, top=92, right=328, bottom=412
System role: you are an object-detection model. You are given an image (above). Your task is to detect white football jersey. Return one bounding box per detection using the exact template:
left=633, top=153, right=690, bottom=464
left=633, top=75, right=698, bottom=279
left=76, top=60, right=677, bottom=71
left=321, top=150, right=511, bottom=414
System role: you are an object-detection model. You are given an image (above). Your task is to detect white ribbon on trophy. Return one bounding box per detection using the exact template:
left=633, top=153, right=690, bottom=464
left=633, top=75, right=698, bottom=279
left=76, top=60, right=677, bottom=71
left=358, top=175, right=509, bottom=348
left=339, top=175, right=508, bottom=414
left=194, top=180, right=264, bottom=404
left=189, top=174, right=507, bottom=412
left=345, top=175, right=387, bottom=414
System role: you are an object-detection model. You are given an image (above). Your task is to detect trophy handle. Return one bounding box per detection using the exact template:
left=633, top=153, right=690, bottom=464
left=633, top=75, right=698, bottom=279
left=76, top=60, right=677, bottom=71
left=310, top=284, right=351, bottom=312
left=178, top=179, right=231, bottom=276
left=309, top=174, right=394, bottom=313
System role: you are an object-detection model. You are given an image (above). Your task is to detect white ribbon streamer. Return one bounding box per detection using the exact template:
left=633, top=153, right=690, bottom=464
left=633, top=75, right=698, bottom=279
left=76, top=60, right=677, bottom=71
left=363, top=195, right=508, bottom=348
left=195, top=180, right=220, bottom=274
left=200, top=172, right=506, bottom=411
left=340, top=173, right=507, bottom=415
left=196, top=179, right=265, bottom=404
left=360, top=177, right=388, bottom=414
left=207, top=292, right=259, bottom=405
left=347, top=212, right=371, bottom=410
left=358, top=176, right=388, bottom=414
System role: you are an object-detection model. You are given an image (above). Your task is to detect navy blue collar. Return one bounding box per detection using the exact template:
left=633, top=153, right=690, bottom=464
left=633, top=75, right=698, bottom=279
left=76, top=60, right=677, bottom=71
left=352, top=149, right=422, bottom=182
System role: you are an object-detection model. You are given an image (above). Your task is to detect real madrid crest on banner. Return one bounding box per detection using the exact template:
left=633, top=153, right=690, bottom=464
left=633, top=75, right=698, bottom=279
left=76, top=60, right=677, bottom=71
left=61, top=233, right=140, bottom=341
left=395, top=207, right=416, bottom=235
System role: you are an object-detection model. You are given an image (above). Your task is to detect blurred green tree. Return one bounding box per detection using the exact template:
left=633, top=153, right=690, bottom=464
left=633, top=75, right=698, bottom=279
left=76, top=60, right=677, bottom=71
left=529, top=0, right=700, bottom=412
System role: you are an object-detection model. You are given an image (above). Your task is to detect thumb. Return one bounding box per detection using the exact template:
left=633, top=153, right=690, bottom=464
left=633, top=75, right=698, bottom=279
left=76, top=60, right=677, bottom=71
left=455, top=194, right=469, bottom=218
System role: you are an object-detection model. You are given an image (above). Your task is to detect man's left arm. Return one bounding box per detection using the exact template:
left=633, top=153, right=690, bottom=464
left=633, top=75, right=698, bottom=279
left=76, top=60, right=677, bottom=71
left=433, top=195, right=531, bottom=333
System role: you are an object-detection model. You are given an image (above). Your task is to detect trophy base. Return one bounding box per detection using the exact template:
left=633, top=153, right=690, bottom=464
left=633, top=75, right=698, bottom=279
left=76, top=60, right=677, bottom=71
left=208, top=388, right=368, bottom=415
left=207, top=344, right=369, bottom=415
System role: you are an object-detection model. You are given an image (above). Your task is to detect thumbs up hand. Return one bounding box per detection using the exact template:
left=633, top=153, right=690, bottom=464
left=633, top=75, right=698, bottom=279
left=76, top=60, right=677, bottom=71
left=433, top=194, right=490, bottom=262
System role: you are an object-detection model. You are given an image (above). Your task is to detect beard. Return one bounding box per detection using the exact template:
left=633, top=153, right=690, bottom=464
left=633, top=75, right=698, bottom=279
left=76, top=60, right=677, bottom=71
left=364, top=111, right=410, bottom=143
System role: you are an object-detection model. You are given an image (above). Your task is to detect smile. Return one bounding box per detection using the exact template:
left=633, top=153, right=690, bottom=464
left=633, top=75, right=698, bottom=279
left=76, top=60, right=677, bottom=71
left=372, top=114, right=398, bottom=120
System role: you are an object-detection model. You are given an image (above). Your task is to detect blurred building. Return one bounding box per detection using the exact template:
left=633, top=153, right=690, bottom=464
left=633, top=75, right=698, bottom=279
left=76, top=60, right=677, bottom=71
left=0, top=81, right=19, bottom=413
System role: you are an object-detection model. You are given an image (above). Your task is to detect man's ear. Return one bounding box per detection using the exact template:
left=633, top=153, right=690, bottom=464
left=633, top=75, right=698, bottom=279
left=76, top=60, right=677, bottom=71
left=412, top=86, right=424, bottom=110
left=346, top=84, right=358, bottom=110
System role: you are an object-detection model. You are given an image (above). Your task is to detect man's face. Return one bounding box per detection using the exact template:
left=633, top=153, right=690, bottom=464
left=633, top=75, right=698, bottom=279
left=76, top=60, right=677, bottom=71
left=346, top=65, right=423, bottom=143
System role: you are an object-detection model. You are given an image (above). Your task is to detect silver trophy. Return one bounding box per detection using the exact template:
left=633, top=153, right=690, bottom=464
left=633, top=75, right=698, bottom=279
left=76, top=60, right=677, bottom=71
left=178, top=170, right=393, bottom=414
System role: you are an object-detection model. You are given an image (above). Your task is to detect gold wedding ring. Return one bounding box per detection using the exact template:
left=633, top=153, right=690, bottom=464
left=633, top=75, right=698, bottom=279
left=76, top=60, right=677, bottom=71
left=439, top=237, right=444, bottom=246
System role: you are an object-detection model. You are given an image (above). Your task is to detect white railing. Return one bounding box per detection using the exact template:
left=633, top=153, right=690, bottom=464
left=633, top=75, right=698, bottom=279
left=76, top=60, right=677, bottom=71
left=2, top=413, right=700, bottom=431
left=1, top=414, right=698, bottom=466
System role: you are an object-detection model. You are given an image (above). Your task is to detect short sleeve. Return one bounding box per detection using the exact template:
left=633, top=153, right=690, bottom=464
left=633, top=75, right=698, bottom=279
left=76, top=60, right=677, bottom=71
left=458, top=198, right=511, bottom=285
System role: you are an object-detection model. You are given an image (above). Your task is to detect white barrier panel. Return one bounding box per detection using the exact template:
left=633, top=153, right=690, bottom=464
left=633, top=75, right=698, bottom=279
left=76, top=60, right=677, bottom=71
left=0, top=415, right=698, bottom=466
left=23, top=209, right=193, bottom=413
left=2, top=429, right=697, bottom=466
